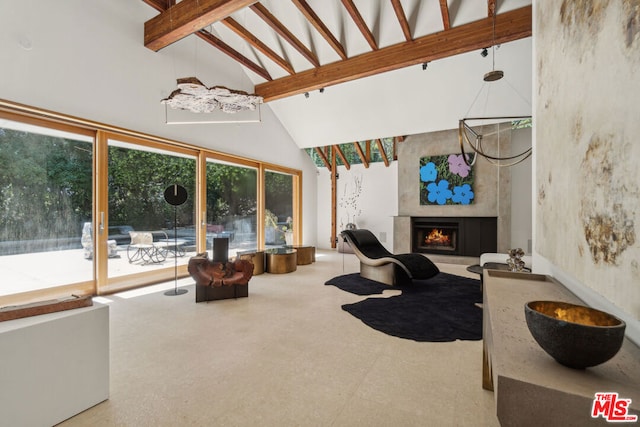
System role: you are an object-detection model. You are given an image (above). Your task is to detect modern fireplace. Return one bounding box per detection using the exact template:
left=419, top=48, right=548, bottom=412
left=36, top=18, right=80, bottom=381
left=411, top=217, right=497, bottom=257
left=415, top=222, right=458, bottom=253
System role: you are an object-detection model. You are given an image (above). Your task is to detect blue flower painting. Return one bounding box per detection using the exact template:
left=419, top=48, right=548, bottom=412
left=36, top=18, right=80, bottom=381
left=420, top=154, right=474, bottom=205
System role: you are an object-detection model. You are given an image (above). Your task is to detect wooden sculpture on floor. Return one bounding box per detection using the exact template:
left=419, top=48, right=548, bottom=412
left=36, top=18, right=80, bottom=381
left=188, top=252, right=254, bottom=302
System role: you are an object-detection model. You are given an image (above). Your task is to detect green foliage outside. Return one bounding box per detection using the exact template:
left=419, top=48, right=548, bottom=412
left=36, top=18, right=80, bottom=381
left=265, top=171, right=292, bottom=220
left=206, top=162, right=256, bottom=225
left=108, top=147, right=196, bottom=230
left=0, top=128, right=93, bottom=243
left=0, top=127, right=294, bottom=253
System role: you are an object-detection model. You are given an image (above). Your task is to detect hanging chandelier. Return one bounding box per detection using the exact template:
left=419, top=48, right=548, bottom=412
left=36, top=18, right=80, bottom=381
left=458, top=8, right=531, bottom=167
left=459, top=117, right=532, bottom=167
left=161, top=77, right=263, bottom=114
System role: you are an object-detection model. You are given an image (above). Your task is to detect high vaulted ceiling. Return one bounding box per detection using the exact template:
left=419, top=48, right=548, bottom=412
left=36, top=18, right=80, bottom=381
left=141, top=0, right=533, bottom=148
left=143, top=0, right=531, bottom=101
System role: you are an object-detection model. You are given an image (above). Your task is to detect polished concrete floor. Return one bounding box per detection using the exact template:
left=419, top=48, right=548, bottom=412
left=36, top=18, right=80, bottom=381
left=59, top=250, right=499, bottom=426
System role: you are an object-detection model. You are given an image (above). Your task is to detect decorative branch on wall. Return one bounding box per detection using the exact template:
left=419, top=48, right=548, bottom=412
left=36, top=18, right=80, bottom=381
left=161, top=77, right=263, bottom=114
left=419, top=154, right=474, bottom=205
left=338, top=174, right=363, bottom=229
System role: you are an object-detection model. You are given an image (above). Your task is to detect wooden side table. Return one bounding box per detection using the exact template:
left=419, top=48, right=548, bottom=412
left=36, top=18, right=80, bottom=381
left=265, top=248, right=297, bottom=274
left=284, top=245, right=315, bottom=265
left=236, top=250, right=265, bottom=275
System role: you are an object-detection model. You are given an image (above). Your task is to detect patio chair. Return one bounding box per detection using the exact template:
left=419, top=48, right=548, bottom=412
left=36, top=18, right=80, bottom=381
left=127, top=231, right=167, bottom=264
left=340, top=229, right=440, bottom=286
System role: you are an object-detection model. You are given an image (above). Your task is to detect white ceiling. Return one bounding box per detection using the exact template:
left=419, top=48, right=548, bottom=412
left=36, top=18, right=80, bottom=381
left=266, top=36, right=532, bottom=148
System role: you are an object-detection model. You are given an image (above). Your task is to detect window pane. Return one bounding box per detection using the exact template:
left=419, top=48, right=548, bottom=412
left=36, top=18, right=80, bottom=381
left=206, top=161, right=257, bottom=258
left=265, top=171, right=293, bottom=247
left=107, top=140, right=196, bottom=279
left=0, top=120, right=93, bottom=296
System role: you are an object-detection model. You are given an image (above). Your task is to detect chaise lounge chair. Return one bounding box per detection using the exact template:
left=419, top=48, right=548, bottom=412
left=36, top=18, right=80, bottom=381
left=340, top=229, right=440, bottom=286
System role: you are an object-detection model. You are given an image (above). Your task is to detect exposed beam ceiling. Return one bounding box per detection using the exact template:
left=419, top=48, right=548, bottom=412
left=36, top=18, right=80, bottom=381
left=341, top=0, right=378, bottom=51
left=292, top=0, right=347, bottom=60
left=145, top=0, right=258, bottom=51
left=390, top=0, right=412, bottom=42
left=250, top=3, right=320, bottom=67
left=142, top=1, right=532, bottom=103
left=221, top=17, right=294, bottom=75
left=439, top=0, right=451, bottom=30
left=255, top=6, right=531, bottom=102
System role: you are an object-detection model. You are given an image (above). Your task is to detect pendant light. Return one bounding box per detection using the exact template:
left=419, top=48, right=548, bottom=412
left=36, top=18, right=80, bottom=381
left=484, top=5, right=504, bottom=82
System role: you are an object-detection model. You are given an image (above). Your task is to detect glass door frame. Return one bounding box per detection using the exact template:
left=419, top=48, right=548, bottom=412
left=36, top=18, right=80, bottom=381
left=96, top=132, right=200, bottom=295
left=0, top=110, right=97, bottom=306
left=0, top=100, right=304, bottom=305
left=262, top=164, right=302, bottom=247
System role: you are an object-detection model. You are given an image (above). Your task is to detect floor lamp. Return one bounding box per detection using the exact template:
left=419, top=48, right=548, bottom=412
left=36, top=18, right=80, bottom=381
left=164, top=184, right=188, bottom=296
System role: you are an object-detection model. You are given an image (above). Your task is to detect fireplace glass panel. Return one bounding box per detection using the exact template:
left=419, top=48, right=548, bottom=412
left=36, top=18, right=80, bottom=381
left=416, top=225, right=458, bottom=253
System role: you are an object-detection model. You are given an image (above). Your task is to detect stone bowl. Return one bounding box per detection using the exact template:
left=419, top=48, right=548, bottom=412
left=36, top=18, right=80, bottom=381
left=524, top=301, right=626, bottom=369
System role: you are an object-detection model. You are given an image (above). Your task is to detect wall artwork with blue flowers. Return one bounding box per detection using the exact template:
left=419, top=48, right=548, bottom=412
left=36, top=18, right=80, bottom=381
left=419, top=154, right=474, bottom=205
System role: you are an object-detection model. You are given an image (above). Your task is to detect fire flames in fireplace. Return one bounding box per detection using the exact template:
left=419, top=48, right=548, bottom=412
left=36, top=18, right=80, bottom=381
left=425, top=229, right=451, bottom=246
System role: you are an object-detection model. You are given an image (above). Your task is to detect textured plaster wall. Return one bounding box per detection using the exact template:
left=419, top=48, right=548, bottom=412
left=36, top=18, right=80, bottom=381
left=536, top=0, right=640, bottom=321
left=394, top=126, right=512, bottom=253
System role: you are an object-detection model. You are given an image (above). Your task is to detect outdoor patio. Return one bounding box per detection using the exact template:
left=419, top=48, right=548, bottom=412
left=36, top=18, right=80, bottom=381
left=0, top=239, right=262, bottom=298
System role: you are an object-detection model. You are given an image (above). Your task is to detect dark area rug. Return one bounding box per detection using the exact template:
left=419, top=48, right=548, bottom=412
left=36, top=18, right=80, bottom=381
left=325, top=272, right=482, bottom=342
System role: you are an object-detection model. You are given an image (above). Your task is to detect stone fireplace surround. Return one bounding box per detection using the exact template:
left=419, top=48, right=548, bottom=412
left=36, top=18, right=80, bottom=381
left=393, top=125, right=512, bottom=264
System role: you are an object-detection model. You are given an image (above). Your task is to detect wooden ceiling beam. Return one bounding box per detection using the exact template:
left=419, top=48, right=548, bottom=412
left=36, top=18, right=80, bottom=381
left=314, top=147, right=331, bottom=171
left=141, top=0, right=271, bottom=79
left=292, top=0, right=347, bottom=60
left=250, top=3, right=320, bottom=67
left=142, top=0, right=175, bottom=13
left=390, top=0, right=412, bottom=41
left=255, top=6, right=531, bottom=102
left=144, top=0, right=258, bottom=51
left=392, top=136, right=404, bottom=159
left=375, top=139, right=389, bottom=166
left=221, top=17, right=295, bottom=75
left=353, top=142, right=369, bottom=168
left=196, top=30, right=272, bottom=81
left=439, top=0, right=451, bottom=30
left=341, top=0, right=377, bottom=51
left=488, top=0, right=497, bottom=17
left=333, top=144, right=350, bottom=170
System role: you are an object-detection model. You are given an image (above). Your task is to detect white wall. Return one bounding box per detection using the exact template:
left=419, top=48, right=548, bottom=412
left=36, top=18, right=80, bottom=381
left=316, top=162, right=397, bottom=251
left=0, top=0, right=317, bottom=245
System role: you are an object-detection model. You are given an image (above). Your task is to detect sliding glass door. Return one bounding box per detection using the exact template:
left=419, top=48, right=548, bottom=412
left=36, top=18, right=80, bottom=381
left=0, top=104, right=303, bottom=306
left=205, top=159, right=257, bottom=259
left=102, top=136, right=197, bottom=293
left=264, top=170, right=294, bottom=247
left=0, top=115, right=95, bottom=302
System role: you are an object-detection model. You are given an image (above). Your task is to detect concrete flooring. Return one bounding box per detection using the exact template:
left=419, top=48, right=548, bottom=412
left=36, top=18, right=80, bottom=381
left=54, top=249, right=498, bottom=426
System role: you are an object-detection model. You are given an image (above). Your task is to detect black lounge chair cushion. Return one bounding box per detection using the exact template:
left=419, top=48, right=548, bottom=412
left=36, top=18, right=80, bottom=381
left=341, top=229, right=440, bottom=280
